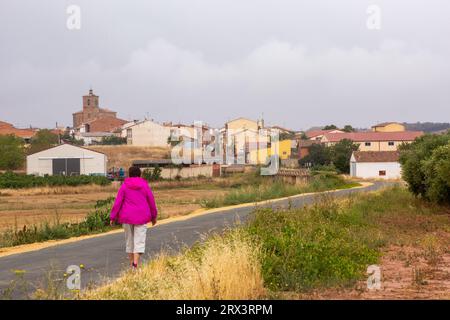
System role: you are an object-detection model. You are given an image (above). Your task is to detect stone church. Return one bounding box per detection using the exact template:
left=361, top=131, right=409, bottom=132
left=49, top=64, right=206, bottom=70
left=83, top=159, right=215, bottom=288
left=72, top=89, right=127, bottom=133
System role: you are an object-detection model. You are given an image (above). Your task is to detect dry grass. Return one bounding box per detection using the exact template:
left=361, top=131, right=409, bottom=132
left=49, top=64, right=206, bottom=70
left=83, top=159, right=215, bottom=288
left=86, top=145, right=170, bottom=169
left=84, top=230, right=266, bottom=300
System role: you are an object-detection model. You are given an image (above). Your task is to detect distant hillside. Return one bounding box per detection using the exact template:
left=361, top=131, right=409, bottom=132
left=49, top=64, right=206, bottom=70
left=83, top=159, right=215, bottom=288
left=404, top=122, right=450, bottom=133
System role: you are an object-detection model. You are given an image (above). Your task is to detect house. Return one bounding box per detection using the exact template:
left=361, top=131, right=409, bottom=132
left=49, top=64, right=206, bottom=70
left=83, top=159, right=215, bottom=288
left=222, top=117, right=266, bottom=164
left=27, top=144, right=107, bottom=176
left=350, top=151, right=401, bottom=179
left=124, top=119, right=171, bottom=147
left=249, top=139, right=293, bottom=164
left=305, top=129, right=344, bottom=141
left=321, top=131, right=423, bottom=151
left=0, top=120, right=37, bottom=143
left=371, top=122, right=405, bottom=132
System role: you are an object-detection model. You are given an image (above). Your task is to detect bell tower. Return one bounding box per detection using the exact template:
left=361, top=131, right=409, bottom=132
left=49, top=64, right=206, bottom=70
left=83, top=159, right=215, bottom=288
left=83, top=88, right=99, bottom=110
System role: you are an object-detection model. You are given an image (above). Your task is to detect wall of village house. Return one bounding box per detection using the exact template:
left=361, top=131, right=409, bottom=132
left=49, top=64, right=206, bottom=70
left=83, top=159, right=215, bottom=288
left=159, top=165, right=214, bottom=179
left=326, top=140, right=410, bottom=151
left=350, top=161, right=401, bottom=179
left=127, top=121, right=171, bottom=147
left=226, top=118, right=259, bottom=131
left=372, top=123, right=405, bottom=132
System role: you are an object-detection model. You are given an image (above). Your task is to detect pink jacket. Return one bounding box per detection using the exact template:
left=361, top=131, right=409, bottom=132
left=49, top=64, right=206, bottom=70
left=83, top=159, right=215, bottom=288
left=110, top=177, right=158, bottom=225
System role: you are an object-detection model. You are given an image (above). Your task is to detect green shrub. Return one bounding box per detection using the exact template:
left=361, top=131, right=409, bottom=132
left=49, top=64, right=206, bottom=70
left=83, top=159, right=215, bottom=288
left=142, top=166, right=162, bottom=182
left=399, top=132, right=450, bottom=204
left=0, top=135, right=25, bottom=170
left=0, top=172, right=110, bottom=189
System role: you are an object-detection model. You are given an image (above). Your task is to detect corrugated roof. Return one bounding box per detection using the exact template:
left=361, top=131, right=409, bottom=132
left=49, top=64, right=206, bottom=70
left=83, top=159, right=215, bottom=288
left=323, top=131, right=423, bottom=142
left=352, top=151, right=400, bottom=162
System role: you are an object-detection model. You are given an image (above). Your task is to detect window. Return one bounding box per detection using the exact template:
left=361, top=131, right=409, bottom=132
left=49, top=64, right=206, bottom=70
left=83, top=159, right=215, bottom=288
left=365, top=142, right=371, bottom=146
left=388, top=141, right=395, bottom=146
left=379, top=170, right=386, bottom=176
left=87, top=99, right=90, bottom=106
left=127, top=129, right=132, bottom=139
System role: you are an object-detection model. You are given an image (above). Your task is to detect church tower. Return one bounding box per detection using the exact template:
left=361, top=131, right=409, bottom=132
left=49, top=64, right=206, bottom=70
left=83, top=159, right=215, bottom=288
left=83, top=88, right=99, bottom=110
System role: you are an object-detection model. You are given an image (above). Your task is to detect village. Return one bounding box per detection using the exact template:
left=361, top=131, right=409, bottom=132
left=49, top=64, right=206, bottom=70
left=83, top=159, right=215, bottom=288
left=0, top=89, right=429, bottom=181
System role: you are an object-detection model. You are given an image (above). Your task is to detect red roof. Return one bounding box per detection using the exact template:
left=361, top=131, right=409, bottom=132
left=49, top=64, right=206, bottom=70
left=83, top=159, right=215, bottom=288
left=306, top=129, right=343, bottom=138
left=323, top=131, right=423, bottom=143
left=352, top=151, right=400, bottom=162
left=0, top=120, right=37, bottom=139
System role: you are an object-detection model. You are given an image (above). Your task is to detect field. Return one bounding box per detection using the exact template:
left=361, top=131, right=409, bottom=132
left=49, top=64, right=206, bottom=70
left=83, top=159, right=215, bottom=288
left=84, top=186, right=450, bottom=300
left=86, top=145, right=170, bottom=169
left=0, top=183, right=225, bottom=232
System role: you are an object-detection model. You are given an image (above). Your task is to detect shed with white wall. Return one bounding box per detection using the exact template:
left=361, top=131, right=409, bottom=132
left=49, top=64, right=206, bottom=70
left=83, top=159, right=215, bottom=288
left=350, top=151, right=401, bottom=179
left=27, top=144, right=107, bottom=176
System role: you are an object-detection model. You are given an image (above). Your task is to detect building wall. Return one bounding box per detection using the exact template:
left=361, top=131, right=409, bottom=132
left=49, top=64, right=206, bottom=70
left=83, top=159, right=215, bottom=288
left=27, top=144, right=107, bottom=176
left=226, top=118, right=259, bottom=132
left=372, top=123, right=405, bottom=132
left=350, top=161, right=401, bottom=179
left=126, top=120, right=171, bottom=147
left=326, top=140, right=410, bottom=151
left=249, top=139, right=292, bottom=164
left=159, top=165, right=214, bottom=179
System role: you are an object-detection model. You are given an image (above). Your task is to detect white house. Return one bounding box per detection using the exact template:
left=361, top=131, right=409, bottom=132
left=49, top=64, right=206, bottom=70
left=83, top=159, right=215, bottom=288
left=350, top=151, right=401, bottom=179
left=27, top=144, right=107, bottom=176
left=123, top=119, right=171, bottom=147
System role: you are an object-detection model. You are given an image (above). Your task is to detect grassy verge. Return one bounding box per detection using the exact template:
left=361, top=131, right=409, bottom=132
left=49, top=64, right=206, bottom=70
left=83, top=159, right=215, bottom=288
left=81, top=186, right=449, bottom=300
left=83, top=230, right=266, bottom=300
left=200, top=172, right=359, bottom=208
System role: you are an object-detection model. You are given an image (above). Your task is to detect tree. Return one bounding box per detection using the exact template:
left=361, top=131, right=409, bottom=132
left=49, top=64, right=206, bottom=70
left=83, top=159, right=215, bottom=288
left=299, top=143, right=330, bottom=168
left=0, top=135, right=25, bottom=170
left=60, top=132, right=84, bottom=146
left=29, top=129, right=59, bottom=154
left=299, top=132, right=308, bottom=140
left=422, top=144, right=450, bottom=204
left=99, top=136, right=127, bottom=145
left=399, top=132, right=450, bottom=204
left=299, top=139, right=358, bottom=173
left=329, top=139, right=359, bottom=173
left=342, top=125, right=355, bottom=132
left=323, top=124, right=338, bottom=130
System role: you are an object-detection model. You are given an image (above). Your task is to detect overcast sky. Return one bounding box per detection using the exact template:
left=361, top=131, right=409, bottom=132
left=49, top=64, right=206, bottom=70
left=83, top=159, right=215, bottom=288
left=0, top=0, right=449, bottom=130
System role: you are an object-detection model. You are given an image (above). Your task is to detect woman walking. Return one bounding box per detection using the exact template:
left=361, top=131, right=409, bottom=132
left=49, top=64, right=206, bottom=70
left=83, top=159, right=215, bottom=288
left=110, top=166, right=158, bottom=269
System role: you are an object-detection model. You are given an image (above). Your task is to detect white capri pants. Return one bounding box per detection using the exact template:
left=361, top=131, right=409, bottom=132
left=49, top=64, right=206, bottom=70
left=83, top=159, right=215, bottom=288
left=123, top=224, right=147, bottom=254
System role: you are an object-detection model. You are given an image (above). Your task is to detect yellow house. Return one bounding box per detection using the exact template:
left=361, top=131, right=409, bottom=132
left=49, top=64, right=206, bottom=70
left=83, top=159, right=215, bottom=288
left=249, top=139, right=292, bottom=164
left=371, top=122, right=405, bottom=132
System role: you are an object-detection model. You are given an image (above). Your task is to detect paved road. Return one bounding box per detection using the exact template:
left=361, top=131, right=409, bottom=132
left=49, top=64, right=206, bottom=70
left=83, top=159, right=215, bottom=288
left=0, top=182, right=390, bottom=298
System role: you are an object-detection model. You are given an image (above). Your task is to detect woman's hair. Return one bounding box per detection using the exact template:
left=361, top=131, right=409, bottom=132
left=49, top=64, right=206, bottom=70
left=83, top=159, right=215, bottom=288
left=128, top=166, right=141, bottom=178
